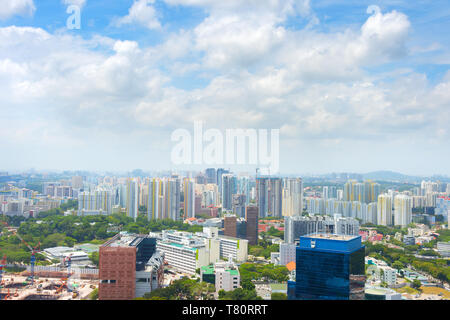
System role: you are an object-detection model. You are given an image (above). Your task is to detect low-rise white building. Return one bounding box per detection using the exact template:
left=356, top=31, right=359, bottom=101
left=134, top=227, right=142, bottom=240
left=437, top=242, right=450, bottom=257
left=201, top=261, right=240, bottom=292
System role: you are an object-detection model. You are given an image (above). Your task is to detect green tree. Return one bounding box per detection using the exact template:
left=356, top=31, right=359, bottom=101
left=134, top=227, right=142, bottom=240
left=89, top=252, right=99, bottom=267
left=89, top=288, right=98, bottom=300
left=392, top=261, right=404, bottom=272
left=271, top=292, right=287, bottom=300
left=411, top=279, right=422, bottom=290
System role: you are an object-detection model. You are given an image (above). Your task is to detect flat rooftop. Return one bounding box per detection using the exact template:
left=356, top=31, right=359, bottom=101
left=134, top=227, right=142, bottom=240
left=102, top=233, right=153, bottom=248
left=108, top=235, right=137, bottom=247
left=304, top=233, right=359, bottom=241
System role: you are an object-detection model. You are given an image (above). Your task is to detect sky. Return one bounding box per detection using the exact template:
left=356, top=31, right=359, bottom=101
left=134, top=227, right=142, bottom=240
left=0, top=0, right=449, bottom=176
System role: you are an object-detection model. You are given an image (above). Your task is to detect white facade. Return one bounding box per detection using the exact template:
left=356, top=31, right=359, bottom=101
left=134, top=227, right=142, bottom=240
left=377, top=194, right=393, bottom=226
left=394, top=194, right=412, bottom=227
left=218, top=236, right=248, bottom=262
left=279, top=243, right=296, bottom=265
left=437, top=242, right=450, bottom=257
left=126, top=179, right=139, bottom=220
left=215, top=263, right=240, bottom=292
left=282, top=178, right=303, bottom=217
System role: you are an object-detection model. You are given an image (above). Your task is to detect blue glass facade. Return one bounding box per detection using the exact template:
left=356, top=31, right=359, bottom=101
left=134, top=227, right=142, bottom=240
left=288, top=234, right=365, bottom=300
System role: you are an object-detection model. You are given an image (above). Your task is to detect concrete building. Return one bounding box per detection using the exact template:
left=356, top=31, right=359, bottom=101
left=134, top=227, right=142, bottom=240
left=365, top=287, right=402, bottom=300
left=282, top=178, right=303, bottom=217
left=403, top=235, right=416, bottom=246
left=71, top=176, right=84, bottom=189
left=157, top=230, right=212, bottom=275
left=126, top=179, right=139, bottom=220
left=284, top=215, right=359, bottom=244
left=232, top=194, right=246, bottom=218
left=279, top=243, right=296, bottom=265
left=147, top=178, right=181, bottom=221
left=201, top=261, right=240, bottom=292
left=183, top=178, right=196, bottom=219
left=437, top=242, right=450, bottom=257
left=222, top=174, right=237, bottom=211
left=377, top=266, right=397, bottom=286
left=270, top=252, right=280, bottom=265
left=435, top=197, right=450, bottom=222
left=78, top=189, right=114, bottom=216
left=43, top=247, right=89, bottom=263
left=257, top=177, right=282, bottom=218
left=218, top=236, right=248, bottom=262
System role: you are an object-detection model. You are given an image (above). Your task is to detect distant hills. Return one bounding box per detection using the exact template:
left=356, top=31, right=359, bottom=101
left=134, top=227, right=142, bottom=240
left=363, top=171, right=414, bottom=181
left=363, top=171, right=449, bottom=183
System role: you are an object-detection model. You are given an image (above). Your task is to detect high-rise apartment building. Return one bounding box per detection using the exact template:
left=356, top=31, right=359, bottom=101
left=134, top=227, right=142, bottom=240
left=222, top=174, right=237, bottom=211
left=126, top=179, right=139, bottom=220
left=216, top=168, right=230, bottom=196
left=377, top=194, right=393, bottom=226
left=344, top=180, right=380, bottom=204
left=323, top=186, right=329, bottom=199
left=147, top=178, right=181, bottom=221
left=394, top=194, right=412, bottom=227
left=282, top=178, right=303, bottom=217
left=232, top=194, right=246, bottom=218
left=71, top=176, right=84, bottom=189
left=257, top=177, right=282, bottom=218
left=183, top=178, right=195, bottom=219
left=78, top=189, right=114, bottom=216
left=205, top=168, right=217, bottom=184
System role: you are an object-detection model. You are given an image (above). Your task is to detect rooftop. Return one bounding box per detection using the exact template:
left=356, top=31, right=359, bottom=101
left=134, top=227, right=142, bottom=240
left=304, top=233, right=359, bottom=241
left=286, top=261, right=296, bottom=272
left=102, top=233, right=155, bottom=248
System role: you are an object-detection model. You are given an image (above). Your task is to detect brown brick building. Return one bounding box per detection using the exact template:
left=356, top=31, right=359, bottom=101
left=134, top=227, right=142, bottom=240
left=99, top=234, right=162, bottom=300
left=99, top=237, right=136, bottom=300
left=245, top=206, right=259, bottom=245
left=224, top=215, right=237, bottom=238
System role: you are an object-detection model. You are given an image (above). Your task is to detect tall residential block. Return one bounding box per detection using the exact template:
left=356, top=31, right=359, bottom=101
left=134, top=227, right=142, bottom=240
left=377, top=194, right=393, bottom=226
left=394, top=194, right=412, bottom=227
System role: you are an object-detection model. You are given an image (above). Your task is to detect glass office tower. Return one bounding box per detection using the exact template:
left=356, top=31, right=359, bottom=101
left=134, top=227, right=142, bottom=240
left=288, top=234, right=365, bottom=300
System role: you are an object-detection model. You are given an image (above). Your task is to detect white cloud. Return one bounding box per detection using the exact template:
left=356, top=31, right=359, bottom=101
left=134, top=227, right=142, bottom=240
left=164, top=0, right=312, bottom=19
left=115, top=0, right=161, bottom=30
left=0, top=0, right=35, bottom=20
left=62, top=0, right=87, bottom=8
left=0, top=5, right=448, bottom=173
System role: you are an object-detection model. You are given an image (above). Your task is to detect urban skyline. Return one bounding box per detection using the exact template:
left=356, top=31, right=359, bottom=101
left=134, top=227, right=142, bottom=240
left=1, top=0, right=450, bottom=305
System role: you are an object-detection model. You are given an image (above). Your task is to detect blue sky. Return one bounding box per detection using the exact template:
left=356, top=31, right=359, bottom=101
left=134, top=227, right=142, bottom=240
left=0, top=0, right=449, bottom=176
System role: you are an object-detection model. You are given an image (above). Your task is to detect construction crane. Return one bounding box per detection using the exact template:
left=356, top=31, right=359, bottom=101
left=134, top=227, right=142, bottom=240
left=63, top=254, right=73, bottom=292
left=0, top=220, right=40, bottom=285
